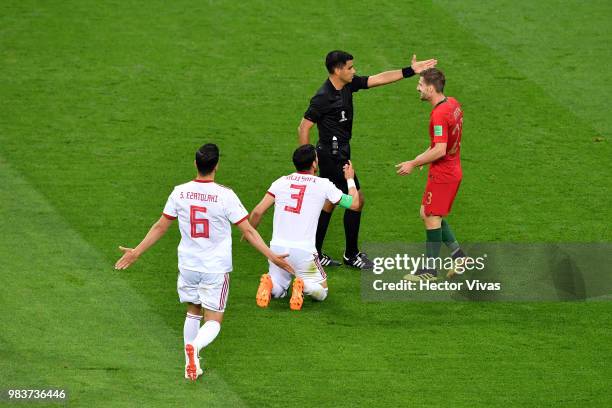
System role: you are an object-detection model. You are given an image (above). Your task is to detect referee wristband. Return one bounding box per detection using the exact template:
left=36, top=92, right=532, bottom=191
left=347, top=178, right=356, bottom=189
left=402, top=66, right=415, bottom=78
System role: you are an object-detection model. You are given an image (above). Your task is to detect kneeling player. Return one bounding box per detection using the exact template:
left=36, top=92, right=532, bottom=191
left=248, top=144, right=360, bottom=310
left=114, top=144, right=293, bottom=381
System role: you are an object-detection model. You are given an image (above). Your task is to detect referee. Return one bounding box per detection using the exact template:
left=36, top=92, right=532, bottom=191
left=298, top=50, right=437, bottom=269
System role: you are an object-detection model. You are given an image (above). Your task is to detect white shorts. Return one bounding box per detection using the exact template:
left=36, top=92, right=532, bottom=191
left=269, top=245, right=327, bottom=292
left=177, top=268, right=230, bottom=312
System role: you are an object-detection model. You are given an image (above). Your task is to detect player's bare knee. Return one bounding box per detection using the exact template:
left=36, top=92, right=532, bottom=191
left=424, top=215, right=442, bottom=230
left=203, top=309, right=224, bottom=324
left=187, top=303, right=202, bottom=316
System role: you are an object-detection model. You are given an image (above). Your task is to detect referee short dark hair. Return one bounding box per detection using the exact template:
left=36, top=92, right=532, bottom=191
left=293, top=144, right=317, bottom=171
left=195, top=143, right=219, bottom=175
left=325, top=50, right=354, bottom=74
left=420, top=68, right=445, bottom=93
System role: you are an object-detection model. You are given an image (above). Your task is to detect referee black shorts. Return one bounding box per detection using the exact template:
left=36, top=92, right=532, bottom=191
left=316, top=142, right=360, bottom=194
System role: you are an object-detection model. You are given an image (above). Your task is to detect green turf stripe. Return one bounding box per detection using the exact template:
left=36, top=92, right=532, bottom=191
left=0, top=157, right=246, bottom=408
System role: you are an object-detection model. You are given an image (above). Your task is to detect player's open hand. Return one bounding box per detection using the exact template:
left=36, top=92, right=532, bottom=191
left=114, top=246, right=140, bottom=270
left=271, top=253, right=295, bottom=275
left=343, top=160, right=355, bottom=180
left=411, top=54, right=437, bottom=74
left=395, top=161, right=417, bottom=176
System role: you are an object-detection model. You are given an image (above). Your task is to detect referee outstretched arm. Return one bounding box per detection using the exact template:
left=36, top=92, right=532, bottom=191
left=298, top=54, right=437, bottom=146
left=367, top=54, right=437, bottom=88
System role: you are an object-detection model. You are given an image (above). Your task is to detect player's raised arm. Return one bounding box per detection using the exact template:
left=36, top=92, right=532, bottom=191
left=114, top=215, right=174, bottom=269
left=298, top=117, right=315, bottom=146
left=367, top=54, right=437, bottom=88
left=236, top=219, right=295, bottom=274
left=249, top=193, right=275, bottom=229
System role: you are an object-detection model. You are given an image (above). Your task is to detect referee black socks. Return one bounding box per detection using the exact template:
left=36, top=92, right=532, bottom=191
left=316, top=210, right=333, bottom=255
left=316, top=209, right=362, bottom=259
left=344, top=209, right=361, bottom=258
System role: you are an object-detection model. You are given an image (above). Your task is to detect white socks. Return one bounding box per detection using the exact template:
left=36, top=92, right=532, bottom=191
left=193, top=320, right=221, bottom=352
left=183, top=314, right=221, bottom=368
left=184, top=313, right=202, bottom=346
left=271, top=281, right=287, bottom=298
left=184, top=313, right=202, bottom=364
left=304, top=282, right=328, bottom=301
left=184, top=313, right=222, bottom=355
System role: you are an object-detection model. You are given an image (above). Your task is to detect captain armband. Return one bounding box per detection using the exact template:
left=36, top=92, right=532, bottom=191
left=338, top=194, right=354, bottom=209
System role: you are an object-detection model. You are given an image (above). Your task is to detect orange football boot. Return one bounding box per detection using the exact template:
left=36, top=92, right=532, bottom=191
left=256, top=274, right=273, bottom=308
left=185, top=344, right=198, bottom=381
left=290, top=277, right=304, bottom=311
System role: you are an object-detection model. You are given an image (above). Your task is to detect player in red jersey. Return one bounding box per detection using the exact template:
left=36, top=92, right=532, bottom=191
left=396, top=68, right=466, bottom=280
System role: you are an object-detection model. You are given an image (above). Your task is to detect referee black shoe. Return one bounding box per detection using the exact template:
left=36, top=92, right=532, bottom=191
left=318, top=253, right=341, bottom=267
left=343, top=252, right=374, bottom=270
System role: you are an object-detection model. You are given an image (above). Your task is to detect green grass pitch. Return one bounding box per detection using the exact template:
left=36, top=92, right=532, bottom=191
left=1, top=0, right=611, bottom=406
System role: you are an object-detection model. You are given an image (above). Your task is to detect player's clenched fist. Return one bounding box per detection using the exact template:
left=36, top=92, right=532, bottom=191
left=343, top=160, right=355, bottom=180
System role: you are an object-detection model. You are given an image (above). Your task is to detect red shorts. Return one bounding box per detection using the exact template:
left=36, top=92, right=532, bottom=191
left=422, top=179, right=461, bottom=216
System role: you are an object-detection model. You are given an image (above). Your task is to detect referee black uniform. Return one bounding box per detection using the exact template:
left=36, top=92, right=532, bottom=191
left=304, top=75, right=369, bottom=192
left=304, top=75, right=371, bottom=267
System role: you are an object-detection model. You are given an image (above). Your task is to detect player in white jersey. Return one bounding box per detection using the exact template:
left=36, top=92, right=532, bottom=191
left=248, top=144, right=360, bottom=310
left=114, top=143, right=294, bottom=381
